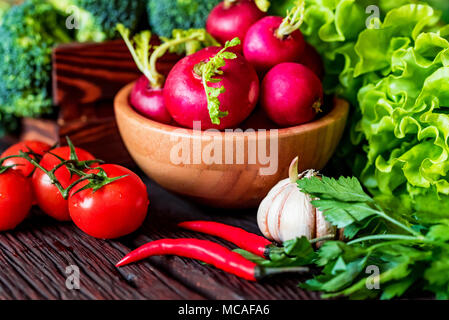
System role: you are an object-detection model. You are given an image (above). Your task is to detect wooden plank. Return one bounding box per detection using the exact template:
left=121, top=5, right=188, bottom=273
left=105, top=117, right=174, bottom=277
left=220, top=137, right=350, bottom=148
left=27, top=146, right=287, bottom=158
left=0, top=210, right=205, bottom=300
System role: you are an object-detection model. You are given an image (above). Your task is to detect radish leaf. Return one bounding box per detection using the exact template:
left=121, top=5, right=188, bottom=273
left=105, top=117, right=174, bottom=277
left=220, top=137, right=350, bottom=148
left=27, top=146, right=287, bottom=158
left=201, top=37, right=240, bottom=125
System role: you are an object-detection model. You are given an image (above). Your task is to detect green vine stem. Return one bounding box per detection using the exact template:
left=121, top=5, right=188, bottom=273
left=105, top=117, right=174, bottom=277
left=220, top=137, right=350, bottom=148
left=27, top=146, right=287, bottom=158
left=0, top=136, right=127, bottom=199
left=309, top=234, right=336, bottom=244
left=17, top=151, right=97, bottom=199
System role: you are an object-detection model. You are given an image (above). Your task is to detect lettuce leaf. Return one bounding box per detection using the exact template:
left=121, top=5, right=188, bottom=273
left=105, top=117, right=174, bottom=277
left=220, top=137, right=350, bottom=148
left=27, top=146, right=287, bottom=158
left=301, top=2, right=449, bottom=216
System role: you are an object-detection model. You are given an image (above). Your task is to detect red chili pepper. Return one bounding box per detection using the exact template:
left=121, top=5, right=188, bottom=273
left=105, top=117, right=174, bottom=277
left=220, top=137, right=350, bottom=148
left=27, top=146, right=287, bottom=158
left=178, top=221, right=274, bottom=258
left=115, top=238, right=308, bottom=281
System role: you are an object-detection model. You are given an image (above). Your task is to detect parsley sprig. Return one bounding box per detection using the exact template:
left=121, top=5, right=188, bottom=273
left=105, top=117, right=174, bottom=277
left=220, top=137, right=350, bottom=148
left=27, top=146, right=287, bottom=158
left=243, top=175, right=449, bottom=299
left=300, top=176, right=449, bottom=299
left=198, top=37, right=240, bottom=125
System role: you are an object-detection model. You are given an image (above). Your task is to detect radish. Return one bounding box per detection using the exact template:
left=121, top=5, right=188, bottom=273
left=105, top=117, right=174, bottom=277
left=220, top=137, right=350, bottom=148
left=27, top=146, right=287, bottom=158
left=206, top=0, right=267, bottom=53
left=243, top=1, right=306, bottom=74
left=164, top=38, right=260, bottom=130
left=300, top=43, right=324, bottom=79
left=130, top=76, right=172, bottom=123
left=117, top=25, right=218, bottom=124
left=261, top=63, right=323, bottom=127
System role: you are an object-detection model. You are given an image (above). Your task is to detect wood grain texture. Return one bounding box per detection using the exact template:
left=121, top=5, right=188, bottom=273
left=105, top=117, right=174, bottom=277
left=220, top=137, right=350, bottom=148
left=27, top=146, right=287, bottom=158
left=0, top=138, right=320, bottom=301
left=115, top=83, right=349, bottom=208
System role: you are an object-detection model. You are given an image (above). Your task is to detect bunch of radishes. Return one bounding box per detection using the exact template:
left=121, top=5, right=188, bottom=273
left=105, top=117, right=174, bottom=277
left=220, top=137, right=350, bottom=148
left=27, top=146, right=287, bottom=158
left=124, top=0, right=324, bottom=130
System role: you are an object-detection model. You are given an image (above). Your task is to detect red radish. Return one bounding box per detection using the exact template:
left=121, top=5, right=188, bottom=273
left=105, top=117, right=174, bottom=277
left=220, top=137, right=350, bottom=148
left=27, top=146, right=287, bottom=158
left=117, top=25, right=218, bottom=124
left=130, top=76, right=172, bottom=123
left=164, top=40, right=259, bottom=130
left=243, top=1, right=306, bottom=74
left=261, top=63, right=323, bottom=127
left=206, top=0, right=266, bottom=53
left=300, top=43, right=324, bottom=79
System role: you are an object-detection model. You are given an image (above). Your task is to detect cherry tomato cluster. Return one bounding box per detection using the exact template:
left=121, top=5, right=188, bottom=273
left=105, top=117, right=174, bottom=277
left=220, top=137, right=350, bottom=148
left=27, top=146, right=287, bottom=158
left=0, top=139, right=149, bottom=239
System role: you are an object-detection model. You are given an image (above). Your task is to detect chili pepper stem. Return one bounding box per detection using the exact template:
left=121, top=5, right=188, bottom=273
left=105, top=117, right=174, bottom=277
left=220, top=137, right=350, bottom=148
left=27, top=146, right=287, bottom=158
left=254, top=266, right=309, bottom=280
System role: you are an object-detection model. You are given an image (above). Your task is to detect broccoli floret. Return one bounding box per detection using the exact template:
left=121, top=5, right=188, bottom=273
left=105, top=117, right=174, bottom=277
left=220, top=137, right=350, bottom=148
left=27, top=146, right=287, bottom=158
left=147, top=0, right=221, bottom=37
left=0, top=0, right=11, bottom=25
left=0, top=0, right=74, bottom=121
left=49, top=0, right=145, bottom=42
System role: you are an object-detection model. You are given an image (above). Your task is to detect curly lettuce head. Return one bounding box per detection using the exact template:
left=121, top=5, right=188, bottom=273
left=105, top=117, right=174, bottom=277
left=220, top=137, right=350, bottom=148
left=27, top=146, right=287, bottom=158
left=300, top=1, right=449, bottom=215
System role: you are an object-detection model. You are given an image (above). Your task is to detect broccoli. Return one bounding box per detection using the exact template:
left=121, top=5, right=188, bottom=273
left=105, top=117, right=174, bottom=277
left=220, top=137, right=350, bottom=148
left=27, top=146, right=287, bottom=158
left=0, top=0, right=11, bottom=25
left=49, top=0, right=145, bottom=42
left=0, top=0, right=74, bottom=123
left=147, top=0, right=221, bottom=37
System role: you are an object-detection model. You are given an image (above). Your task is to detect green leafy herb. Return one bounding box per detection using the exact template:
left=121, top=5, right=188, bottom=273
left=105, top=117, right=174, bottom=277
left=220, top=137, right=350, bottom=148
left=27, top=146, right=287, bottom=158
left=298, top=176, right=418, bottom=238
left=246, top=174, right=449, bottom=299
left=199, top=37, right=240, bottom=125
left=300, top=176, right=449, bottom=299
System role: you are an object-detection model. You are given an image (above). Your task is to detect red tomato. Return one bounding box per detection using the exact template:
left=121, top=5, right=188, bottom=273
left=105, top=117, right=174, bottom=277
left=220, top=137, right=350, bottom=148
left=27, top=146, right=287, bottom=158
left=0, top=170, right=33, bottom=231
left=1, top=140, right=51, bottom=177
left=32, top=146, right=95, bottom=221
left=68, top=164, right=149, bottom=239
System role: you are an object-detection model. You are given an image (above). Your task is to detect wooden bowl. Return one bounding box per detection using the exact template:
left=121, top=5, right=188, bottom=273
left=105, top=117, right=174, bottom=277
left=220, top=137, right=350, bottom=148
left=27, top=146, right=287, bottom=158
left=114, top=82, right=349, bottom=208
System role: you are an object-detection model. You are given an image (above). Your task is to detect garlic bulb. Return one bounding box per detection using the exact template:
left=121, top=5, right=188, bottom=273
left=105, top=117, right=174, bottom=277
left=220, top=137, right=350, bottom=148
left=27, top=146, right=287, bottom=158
left=257, top=157, right=336, bottom=244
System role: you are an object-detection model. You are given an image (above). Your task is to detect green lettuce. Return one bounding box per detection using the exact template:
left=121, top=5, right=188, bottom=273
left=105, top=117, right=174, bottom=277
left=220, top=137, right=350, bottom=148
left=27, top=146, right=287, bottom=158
left=300, top=2, right=449, bottom=215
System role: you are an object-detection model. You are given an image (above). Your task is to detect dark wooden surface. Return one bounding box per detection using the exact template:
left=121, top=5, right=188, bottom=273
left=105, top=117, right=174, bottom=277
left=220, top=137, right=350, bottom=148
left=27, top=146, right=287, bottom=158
left=0, top=138, right=321, bottom=300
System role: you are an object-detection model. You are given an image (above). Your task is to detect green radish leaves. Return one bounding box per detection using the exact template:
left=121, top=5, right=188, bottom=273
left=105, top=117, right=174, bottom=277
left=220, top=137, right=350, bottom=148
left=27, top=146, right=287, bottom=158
left=160, top=29, right=219, bottom=56
left=255, top=0, right=270, bottom=12
left=118, top=24, right=219, bottom=89
left=276, top=0, right=305, bottom=38
left=117, top=24, right=155, bottom=86
left=200, top=37, right=240, bottom=125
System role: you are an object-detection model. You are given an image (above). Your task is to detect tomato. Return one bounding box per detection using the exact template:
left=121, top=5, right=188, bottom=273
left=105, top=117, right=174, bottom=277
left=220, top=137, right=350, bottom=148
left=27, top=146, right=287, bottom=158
left=1, top=140, right=51, bottom=177
left=32, top=146, right=95, bottom=221
left=0, top=170, right=33, bottom=231
left=68, top=164, right=149, bottom=239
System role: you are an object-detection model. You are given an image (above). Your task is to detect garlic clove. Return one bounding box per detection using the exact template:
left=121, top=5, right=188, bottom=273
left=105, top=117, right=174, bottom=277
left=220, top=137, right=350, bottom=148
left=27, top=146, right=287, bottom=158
left=278, top=187, right=316, bottom=242
left=257, top=179, right=290, bottom=241
left=266, top=182, right=293, bottom=242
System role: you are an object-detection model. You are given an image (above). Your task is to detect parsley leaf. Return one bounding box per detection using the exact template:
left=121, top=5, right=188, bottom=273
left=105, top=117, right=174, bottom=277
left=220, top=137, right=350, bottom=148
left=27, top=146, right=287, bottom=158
left=297, top=176, right=373, bottom=203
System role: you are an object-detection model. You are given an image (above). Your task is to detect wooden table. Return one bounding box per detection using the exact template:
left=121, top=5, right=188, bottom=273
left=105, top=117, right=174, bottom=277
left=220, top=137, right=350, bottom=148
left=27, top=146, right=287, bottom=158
left=0, top=138, right=320, bottom=300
